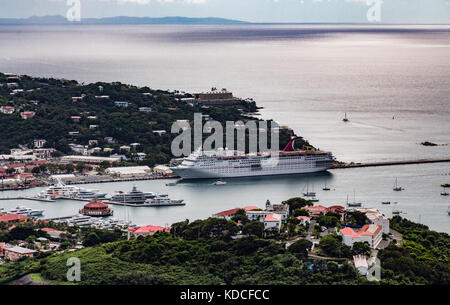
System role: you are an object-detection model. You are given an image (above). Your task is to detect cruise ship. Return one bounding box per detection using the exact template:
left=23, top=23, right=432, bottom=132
left=172, top=137, right=334, bottom=179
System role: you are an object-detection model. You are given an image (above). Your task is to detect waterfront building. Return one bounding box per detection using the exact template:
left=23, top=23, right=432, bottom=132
left=153, top=165, right=173, bottom=175
left=80, top=200, right=113, bottom=217
left=339, top=224, right=383, bottom=249
left=105, top=166, right=151, bottom=178
left=194, top=88, right=239, bottom=105
left=60, top=155, right=121, bottom=164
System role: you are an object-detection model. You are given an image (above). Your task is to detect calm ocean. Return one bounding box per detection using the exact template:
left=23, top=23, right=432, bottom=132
left=0, top=24, right=449, bottom=232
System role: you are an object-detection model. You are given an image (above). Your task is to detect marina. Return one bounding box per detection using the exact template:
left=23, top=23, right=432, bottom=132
left=0, top=162, right=449, bottom=233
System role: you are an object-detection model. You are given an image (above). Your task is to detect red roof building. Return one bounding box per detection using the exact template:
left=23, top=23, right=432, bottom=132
left=80, top=200, right=113, bottom=217
left=0, top=214, right=30, bottom=223
left=133, top=225, right=171, bottom=236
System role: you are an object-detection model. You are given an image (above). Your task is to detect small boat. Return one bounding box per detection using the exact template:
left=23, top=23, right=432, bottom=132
left=382, top=201, right=391, bottom=205
left=393, top=178, right=404, bottom=192
left=213, top=180, right=227, bottom=186
left=309, top=197, right=320, bottom=203
left=347, top=191, right=362, bottom=208
left=392, top=210, right=402, bottom=215
left=145, top=194, right=185, bottom=207
left=165, top=182, right=177, bottom=186
left=303, top=183, right=316, bottom=197
left=322, top=182, right=331, bottom=191
left=343, top=112, right=349, bottom=122
left=441, top=187, right=449, bottom=196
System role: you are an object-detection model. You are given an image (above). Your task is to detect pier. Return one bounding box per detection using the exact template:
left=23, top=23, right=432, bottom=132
left=0, top=196, right=55, bottom=202
left=332, top=158, right=450, bottom=169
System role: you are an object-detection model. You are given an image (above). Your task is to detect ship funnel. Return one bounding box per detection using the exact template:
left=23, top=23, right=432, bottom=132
left=283, top=136, right=300, bottom=152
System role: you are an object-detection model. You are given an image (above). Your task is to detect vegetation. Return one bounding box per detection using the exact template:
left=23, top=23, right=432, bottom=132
left=0, top=73, right=304, bottom=167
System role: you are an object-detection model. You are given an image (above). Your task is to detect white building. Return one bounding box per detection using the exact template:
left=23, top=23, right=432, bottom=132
left=355, top=208, right=390, bottom=234
left=33, top=139, right=47, bottom=148
left=264, top=214, right=282, bottom=231
left=153, top=165, right=173, bottom=175
left=61, top=155, right=121, bottom=164
left=105, top=166, right=151, bottom=178
left=339, top=224, right=383, bottom=249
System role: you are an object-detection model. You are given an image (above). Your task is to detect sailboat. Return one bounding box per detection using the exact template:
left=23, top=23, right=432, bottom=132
left=343, top=112, right=349, bottom=122
left=441, top=187, right=449, bottom=196
left=393, top=178, right=404, bottom=192
left=303, top=183, right=316, bottom=197
left=347, top=190, right=362, bottom=207
left=322, top=182, right=331, bottom=191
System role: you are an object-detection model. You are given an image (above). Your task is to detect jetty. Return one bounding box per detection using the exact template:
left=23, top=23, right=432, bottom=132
left=332, top=158, right=450, bottom=169
left=0, top=196, right=55, bottom=202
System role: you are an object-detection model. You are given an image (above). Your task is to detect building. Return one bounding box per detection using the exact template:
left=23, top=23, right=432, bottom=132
left=0, top=214, right=30, bottom=224
left=71, top=116, right=81, bottom=122
left=152, top=130, right=167, bottom=136
left=80, top=200, right=113, bottom=217
left=0, top=243, right=36, bottom=261
left=353, top=255, right=369, bottom=276
left=33, top=148, right=56, bottom=159
left=213, top=206, right=259, bottom=221
left=354, top=208, right=390, bottom=234
left=153, top=165, right=173, bottom=175
left=301, top=205, right=345, bottom=218
left=296, top=216, right=311, bottom=226
left=132, top=225, right=171, bottom=237
left=41, top=228, right=66, bottom=240
left=139, top=107, right=152, bottom=112
left=339, top=224, right=383, bottom=249
left=0, top=106, right=15, bottom=114
left=194, top=88, right=239, bottom=105
left=60, top=155, right=121, bottom=164
left=20, top=111, right=36, bottom=120
left=264, top=213, right=282, bottom=230
left=33, top=139, right=47, bottom=149
left=105, top=166, right=151, bottom=178
left=114, top=101, right=129, bottom=108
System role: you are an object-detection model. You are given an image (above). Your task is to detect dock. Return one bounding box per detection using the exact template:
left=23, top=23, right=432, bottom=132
left=0, top=196, right=55, bottom=202
left=332, top=158, right=450, bottom=169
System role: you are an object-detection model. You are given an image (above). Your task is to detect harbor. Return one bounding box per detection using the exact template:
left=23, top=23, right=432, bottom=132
left=0, top=161, right=449, bottom=234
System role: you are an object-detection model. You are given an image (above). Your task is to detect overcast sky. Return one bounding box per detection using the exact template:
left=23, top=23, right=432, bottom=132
left=1, top=0, right=449, bottom=23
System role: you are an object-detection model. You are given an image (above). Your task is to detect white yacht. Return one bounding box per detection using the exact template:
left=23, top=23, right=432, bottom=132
left=6, top=206, right=44, bottom=217
left=38, top=180, right=106, bottom=199
left=144, top=194, right=185, bottom=207
left=110, top=186, right=155, bottom=204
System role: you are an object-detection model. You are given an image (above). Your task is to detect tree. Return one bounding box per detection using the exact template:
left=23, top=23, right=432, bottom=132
left=352, top=242, right=371, bottom=256
left=282, top=197, right=313, bottom=215
left=76, top=163, right=87, bottom=173
left=231, top=209, right=250, bottom=226
left=294, top=208, right=310, bottom=217
left=288, top=239, right=313, bottom=258
left=83, top=232, right=100, bottom=247
left=5, top=168, right=15, bottom=175
left=242, top=221, right=265, bottom=238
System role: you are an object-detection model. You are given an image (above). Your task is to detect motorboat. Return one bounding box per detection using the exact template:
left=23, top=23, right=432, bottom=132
left=110, top=186, right=155, bottom=204
left=6, top=206, right=44, bottom=217
left=212, top=180, right=227, bottom=186
left=145, top=194, right=185, bottom=207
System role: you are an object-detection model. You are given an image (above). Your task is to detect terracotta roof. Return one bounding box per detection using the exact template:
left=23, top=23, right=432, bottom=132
left=243, top=206, right=260, bottom=211
left=264, top=213, right=282, bottom=222
left=133, top=225, right=170, bottom=234
left=84, top=201, right=109, bottom=209
left=340, top=224, right=382, bottom=238
left=0, top=214, right=29, bottom=223
left=214, top=208, right=240, bottom=217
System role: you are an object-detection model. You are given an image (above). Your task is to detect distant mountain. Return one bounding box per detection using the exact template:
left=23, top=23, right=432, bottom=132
left=0, top=15, right=249, bottom=25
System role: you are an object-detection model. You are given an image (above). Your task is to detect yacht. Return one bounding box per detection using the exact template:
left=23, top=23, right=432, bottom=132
left=441, top=187, right=449, bottom=196
left=69, top=188, right=107, bottom=199
left=6, top=206, right=44, bottom=217
left=38, top=180, right=106, bottom=199
left=145, top=194, right=185, bottom=207
left=110, top=186, right=155, bottom=204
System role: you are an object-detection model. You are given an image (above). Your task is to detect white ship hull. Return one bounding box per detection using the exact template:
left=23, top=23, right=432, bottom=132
left=174, top=165, right=331, bottom=179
